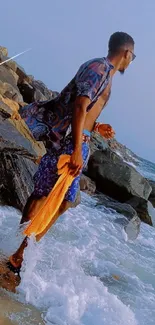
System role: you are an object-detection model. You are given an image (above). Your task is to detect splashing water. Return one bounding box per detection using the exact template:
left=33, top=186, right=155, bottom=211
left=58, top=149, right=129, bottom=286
left=0, top=193, right=155, bottom=325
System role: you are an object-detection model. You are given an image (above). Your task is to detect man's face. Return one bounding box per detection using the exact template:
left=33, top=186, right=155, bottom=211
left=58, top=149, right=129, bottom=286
left=119, top=45, right=135, bottom=74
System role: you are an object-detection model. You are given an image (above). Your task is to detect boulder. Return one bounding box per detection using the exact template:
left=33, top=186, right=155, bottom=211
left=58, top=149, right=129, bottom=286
left=0, top=153, right=37, bottom=211
left=95, top=193, right=137, bottom=219
left=0, top=95, right=19, bottom=113
left=80, top=174, right=96, bottom=195
left=147, top=179, right=155, bottom=207
left=0, top=46, right=8, bottom=57
left=31, top=80, right=53, bottom=100
left=126, top=196, right=153, bottom=226
left=16, top=63, right=32, bottom=84
left=0, top=65, right=19, bottom=89
left=95, top=193, right=141, bottom=240
left=18, top=81, right=50, bottom=103
left=0, top=111, right=46, bottom=210
left=88, top=149, right=152, bottom=202
left=0, top=81, right=23, bottom=103
left=90, top=131, right=108, bottom=154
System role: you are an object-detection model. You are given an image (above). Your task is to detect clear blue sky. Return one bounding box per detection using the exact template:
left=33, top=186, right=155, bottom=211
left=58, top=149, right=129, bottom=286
left=1, top=0, right=155, bottom=162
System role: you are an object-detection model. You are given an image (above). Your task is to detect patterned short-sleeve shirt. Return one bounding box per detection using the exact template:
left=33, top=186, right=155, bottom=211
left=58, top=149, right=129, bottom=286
left=20, top=57, right=113, bottom=151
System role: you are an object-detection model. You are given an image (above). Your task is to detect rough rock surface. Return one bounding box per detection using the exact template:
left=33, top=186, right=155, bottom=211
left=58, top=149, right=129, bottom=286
left=95, top=193, right=137, bottom=220
left=80, top=174, right=96, bottom=195
left=147, top=179, right=155, bottom=208
left=126, top=196, right=153, bottom=226
left=87, top=149, right=152, bottom=202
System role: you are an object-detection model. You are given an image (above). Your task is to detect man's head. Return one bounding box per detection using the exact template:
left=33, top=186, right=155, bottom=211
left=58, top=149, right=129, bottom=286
left=108, top=32, right=135, bottom=74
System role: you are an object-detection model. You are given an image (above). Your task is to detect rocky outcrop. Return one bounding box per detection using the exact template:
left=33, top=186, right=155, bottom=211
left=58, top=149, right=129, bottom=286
left=87, top=148, right=151, bottom=202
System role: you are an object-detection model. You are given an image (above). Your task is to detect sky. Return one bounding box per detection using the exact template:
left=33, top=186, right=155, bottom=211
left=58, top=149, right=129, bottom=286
left=1, top=0, right=155, bottom=162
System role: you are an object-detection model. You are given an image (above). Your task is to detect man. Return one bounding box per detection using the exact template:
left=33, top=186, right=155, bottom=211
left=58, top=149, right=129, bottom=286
left=8, top=31, right=135, bottom=274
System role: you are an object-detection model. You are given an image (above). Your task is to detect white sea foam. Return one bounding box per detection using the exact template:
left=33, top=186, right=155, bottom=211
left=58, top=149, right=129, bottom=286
left=1, top=193, right=155, bottom=324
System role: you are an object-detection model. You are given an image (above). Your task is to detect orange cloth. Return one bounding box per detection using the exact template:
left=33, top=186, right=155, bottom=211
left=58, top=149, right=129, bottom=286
left=23, top=154, right=76, bottom=237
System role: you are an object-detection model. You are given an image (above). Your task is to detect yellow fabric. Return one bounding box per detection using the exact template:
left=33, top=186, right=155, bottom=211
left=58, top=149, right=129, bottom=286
left=23, top=154, right=76, bottom=237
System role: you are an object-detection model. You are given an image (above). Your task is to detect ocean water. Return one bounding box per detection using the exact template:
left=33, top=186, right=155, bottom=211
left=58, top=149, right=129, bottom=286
left=0, top=157, right=155, bottom=325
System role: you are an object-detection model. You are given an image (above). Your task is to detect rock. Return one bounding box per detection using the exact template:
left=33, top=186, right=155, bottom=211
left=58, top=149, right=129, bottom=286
left=32, top=80, right=53, bottom=100
left=0, top=81, right=23, bottom=103
left=18, top=81, right=47, bottom=103
left=88, top=149, right=152, bottom=202
left=9, top=68, right=19, bottom=84
left=95, top=193, right=137, bottom=220
left=0, top=95, right=19, bottom=113
left=51, top=90, right=59, bottom=99
left=18, top=82, right=35, bottom=103
left=147, top=179, right=155, bottom=207
left=80, top=174, right=96, bottom=195
left=0, top=65, right=18, bottom=89
left=126, top=196, right=153, bottom=226
left=108, top=137, right=139, bottom=165
left=16, top=64, right=32, bottom=84
left=0, top=153, right=37, bottom=211
left=90, top=131, right=108, bottom=154
left=0, top=112, right=46, bottom=160
left=0, top=46, right=8, bottom=57
left=0, top=99, right=13, bottom=118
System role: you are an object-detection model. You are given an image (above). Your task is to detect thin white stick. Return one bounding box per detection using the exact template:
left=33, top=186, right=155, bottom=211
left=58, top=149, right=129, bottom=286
left=0, top=48, right=32, bottom=66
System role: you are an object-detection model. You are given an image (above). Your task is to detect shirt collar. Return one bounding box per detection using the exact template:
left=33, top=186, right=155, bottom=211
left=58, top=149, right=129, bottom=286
left=104, top=57, right=114, bottom=70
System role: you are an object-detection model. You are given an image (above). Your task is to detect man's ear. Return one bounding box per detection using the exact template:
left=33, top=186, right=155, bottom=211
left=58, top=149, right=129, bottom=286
left=125, top=49, right=130, bottom=60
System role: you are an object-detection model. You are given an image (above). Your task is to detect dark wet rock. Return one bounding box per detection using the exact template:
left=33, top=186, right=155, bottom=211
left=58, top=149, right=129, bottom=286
left=126, top=196, right=153, bottom=226
left=88, top=149, right=152, bottom=202
left=0, top=113, right=44, bottom=211
left=18, top=81, right=52, bottom=104
left=80, top=174, right=96, bottom=195
left=0, top=153, right=37, bottom=211
left=147, top=179, right=155, bottom=208
left=95, top=193, right=137, bottom=220
left=18, top=82, right=36, bottom=103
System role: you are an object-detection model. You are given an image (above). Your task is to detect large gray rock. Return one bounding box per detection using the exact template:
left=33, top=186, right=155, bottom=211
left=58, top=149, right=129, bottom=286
left=147, top=179, right=155, bottom=207
left=0, top=153, right=37, bottom=211
left=126, top=196, right=153, bottom=226
left=88, top=149, right=152, bottom=202
left=0, top=113, right=41, bottom=211
left=95, top=193, right=137, bottom=219
left=95, top=193, right=141, bottom=240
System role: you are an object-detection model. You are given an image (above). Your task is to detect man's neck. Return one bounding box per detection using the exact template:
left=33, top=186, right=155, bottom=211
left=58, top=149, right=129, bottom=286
left=106, top=54, right=121, bottom=76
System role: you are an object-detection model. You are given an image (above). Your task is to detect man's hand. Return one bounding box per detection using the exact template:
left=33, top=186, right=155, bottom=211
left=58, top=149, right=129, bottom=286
left=70, top=148, right=83, bottom=176
left=10, top=112, right=22, bottom=121
left=95, top=123, right=115, bottom=139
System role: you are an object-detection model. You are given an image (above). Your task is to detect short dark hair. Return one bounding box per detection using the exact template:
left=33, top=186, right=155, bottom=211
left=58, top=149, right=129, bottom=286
left=108, top=32, right=134, bottom=55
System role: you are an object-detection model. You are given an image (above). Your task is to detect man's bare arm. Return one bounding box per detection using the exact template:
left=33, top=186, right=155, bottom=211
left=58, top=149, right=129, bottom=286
left=72, top=96, right=91, bottom=149
left=70, top=96, right=91, bottom=175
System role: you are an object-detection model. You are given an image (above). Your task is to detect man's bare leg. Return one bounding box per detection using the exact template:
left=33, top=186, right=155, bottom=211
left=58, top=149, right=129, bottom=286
left=9, top=198, right=74, bottom=270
